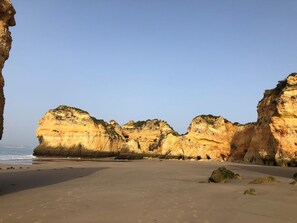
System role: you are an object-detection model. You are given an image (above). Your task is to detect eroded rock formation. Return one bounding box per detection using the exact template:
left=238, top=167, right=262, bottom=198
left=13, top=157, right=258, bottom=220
left=0, top=0, right=15, bottom=139
left=228, top=123, right=255, bottom=161
left=122, top=119, right=175, bottom=154
left=34, top=106, right=248, bottom=161
left=34, top=73, right=297, bottom=166
left=243, top=74, right=297, bottom=166
left=34, top=106, right=124, bottom=157
left=160, top=115, right=248, bottom=160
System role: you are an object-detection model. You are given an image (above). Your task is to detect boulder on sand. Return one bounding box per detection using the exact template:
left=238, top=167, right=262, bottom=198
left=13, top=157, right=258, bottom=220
left=249, top=176, right=277, bottom=184
left=208, top=166, right=241, bottom=183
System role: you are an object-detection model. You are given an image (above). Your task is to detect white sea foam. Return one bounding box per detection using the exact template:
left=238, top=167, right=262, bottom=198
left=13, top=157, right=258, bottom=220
left=0, top=147, right=35, bottom=164
left=0, top=154, right=36, bottom=161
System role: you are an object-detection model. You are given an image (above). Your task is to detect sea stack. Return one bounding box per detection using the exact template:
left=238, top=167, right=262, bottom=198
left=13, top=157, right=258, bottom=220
left=0, top=0, right=16, bottom=139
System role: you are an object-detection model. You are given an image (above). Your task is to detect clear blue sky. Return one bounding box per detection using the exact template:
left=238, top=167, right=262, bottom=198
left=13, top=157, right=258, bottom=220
left=1, top=0, right=296, bottom=147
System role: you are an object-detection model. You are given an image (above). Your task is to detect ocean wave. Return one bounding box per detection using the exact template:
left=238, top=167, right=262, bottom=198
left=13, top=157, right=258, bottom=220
left=0, top=154, right=36, bottom=161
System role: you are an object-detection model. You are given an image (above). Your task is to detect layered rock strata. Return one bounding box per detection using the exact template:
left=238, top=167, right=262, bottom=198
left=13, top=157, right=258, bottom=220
left=34, top=73, right=297, bottom=166
left=0, top=0, right=15, bottom=139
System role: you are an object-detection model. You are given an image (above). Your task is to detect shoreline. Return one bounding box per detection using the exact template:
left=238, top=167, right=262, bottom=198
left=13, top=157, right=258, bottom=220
left=1, top=155, right=296, bottom=168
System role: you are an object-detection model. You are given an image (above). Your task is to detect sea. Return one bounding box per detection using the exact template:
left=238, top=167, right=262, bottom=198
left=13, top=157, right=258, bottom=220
left=0, top=146, right=35, bottom=164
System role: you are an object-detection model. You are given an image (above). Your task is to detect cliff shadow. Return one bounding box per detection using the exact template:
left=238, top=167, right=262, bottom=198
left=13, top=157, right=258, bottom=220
left=229, top=124, right=255, bottom=162
left=228, top=164, right=296, bottom=179
left=0, top=167, right=108, bottom=196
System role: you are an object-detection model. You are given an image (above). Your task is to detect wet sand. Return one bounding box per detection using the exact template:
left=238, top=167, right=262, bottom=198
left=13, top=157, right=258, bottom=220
left=0, top=159, right=296, bottom=223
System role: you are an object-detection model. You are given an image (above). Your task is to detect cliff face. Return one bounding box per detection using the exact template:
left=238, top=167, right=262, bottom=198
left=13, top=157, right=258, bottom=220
left=34, top=74, right=297, bottom=166
left=0, top=0, right=15, bottom=139
left=161, top=115, right=250, bottom=161
left=34, top=106, right=124, bottom=156
left=244, top=74, right=297, bottom=166
left=34, top=107, right=176, bottom=157
left=122, top=119, right=175, bottom=154
left=228, top=123, right=255, bottom=162
left=33, top=106, right=253, bottom=161
left=185, top=115, right=240, bottom=159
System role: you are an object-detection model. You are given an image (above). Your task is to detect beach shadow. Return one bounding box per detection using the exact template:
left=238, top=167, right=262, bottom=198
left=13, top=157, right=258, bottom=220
left=228, top=164, right=296, bottom=179
left=0, top=167, right=107, bottom=196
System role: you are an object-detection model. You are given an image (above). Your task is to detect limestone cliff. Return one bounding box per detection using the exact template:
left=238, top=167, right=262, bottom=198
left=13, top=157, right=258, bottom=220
left=228, top=123, right=255, bottom=162
left=122, top=119, right=175, bottom=154
left=34, top=107, right=253, bottom=161
left=160, top=115, right=250, bottom=161
left=34, top=73, right=297, bottom=166
left=0, top=0, right=15, bottom=139
left=34, top=105, right=124, bottom=157
left=243, top=73, right=297, bottom=166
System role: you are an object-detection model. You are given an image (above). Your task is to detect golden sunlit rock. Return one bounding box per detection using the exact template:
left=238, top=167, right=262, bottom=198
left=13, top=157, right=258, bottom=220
left=34, top=74, right=297, bottom=166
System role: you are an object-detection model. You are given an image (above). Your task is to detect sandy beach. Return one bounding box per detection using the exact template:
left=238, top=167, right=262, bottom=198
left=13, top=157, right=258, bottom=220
left=0, top=159, right=296, bottom=223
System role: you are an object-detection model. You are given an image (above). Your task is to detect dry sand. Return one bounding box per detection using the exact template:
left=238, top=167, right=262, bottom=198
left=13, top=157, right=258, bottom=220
left=0, top=159, right=296, bottom=223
